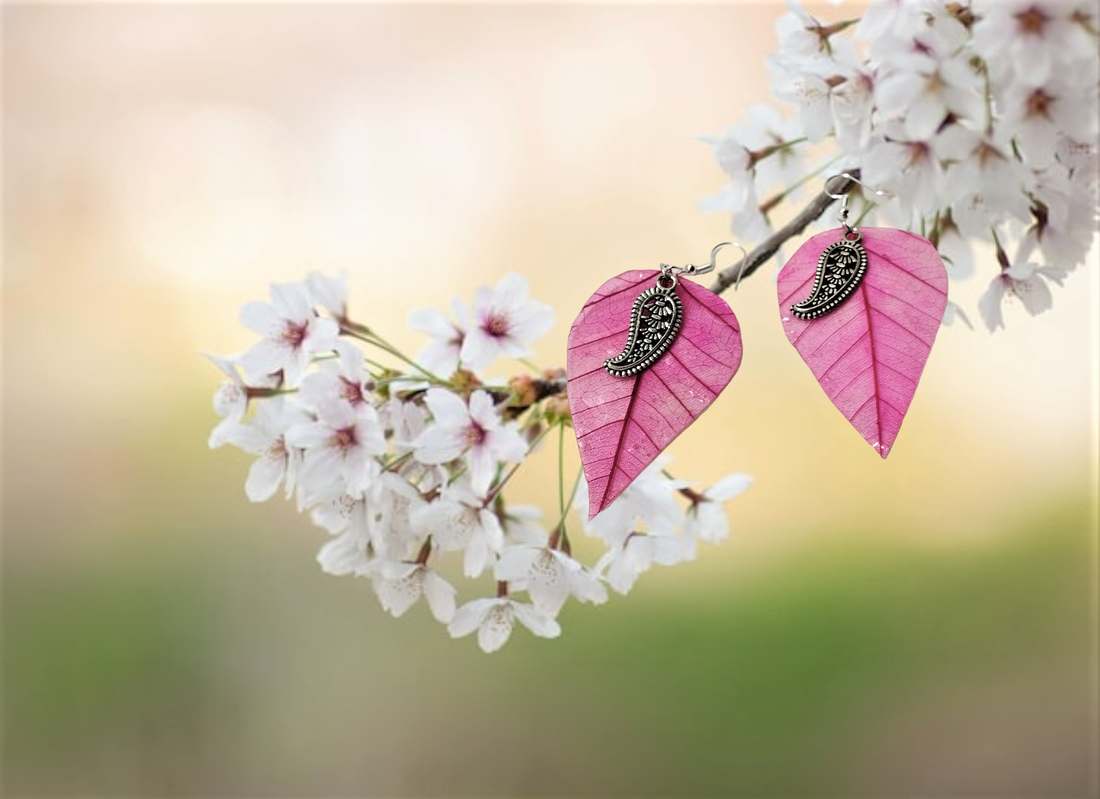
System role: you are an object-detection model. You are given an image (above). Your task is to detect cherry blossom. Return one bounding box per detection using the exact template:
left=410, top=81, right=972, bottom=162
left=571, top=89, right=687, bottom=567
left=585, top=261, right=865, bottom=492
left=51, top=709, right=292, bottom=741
left=682, top=473, right=754, bottom=544
left=306, top=272, right=349, bottom=321
left=411, top=480, right=505, bottom=578
left=238, top=282, right=339, bottom=387
left=371, top=561, right=456, bottom=623
left=206, top=354, right=254, bottom=448
left=972, top=0, right=1093, bottom=87
left=447, top=596, right=561, bottom=653
left=978, top=239, right=1067, bottom=331
left=408, top=300, right=468, bottom=377
left=286, top=399, right=386, bottom=499
left=495, top=543, right=607, bottom=617
left=412, top=388, right=527, bottom=497
left=217, top=398, right=306, bottom=502
left=460, top=273, right=554, bottom=371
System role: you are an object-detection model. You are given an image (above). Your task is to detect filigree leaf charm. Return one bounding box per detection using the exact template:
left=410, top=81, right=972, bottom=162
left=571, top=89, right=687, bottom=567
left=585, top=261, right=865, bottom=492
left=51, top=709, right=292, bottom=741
left=789, top=233, right=868, bottom=319
left=778, top=227, right=948, bottom=458
left=567, top=270, right=742, bottom=519
left=604, top=279, right=684, bottom=376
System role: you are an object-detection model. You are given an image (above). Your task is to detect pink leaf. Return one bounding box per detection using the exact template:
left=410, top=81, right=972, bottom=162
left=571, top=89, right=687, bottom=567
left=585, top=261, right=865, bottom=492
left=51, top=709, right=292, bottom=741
left=567, top=270, right=743, bottom=519
left=777, top=227, right=948, bottom=459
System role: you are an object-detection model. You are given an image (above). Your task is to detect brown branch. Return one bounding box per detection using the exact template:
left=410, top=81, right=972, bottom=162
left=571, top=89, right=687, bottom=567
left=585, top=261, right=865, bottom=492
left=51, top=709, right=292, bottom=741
left=708, top=173, right=855, bottom=296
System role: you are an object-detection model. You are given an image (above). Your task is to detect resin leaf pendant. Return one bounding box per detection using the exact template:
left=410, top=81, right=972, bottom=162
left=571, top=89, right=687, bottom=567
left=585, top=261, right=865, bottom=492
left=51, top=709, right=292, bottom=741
left=567, top=270, right=742, bottom=519
left=778, top=227, right=948, bottom=458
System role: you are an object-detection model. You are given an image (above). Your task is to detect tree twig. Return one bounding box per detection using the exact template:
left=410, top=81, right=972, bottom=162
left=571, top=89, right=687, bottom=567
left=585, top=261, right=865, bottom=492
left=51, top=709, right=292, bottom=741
left=708, top=173, right=855, bottom=296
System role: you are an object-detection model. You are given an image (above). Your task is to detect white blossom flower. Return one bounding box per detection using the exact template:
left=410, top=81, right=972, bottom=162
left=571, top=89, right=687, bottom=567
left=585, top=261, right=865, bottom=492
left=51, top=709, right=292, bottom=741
left=366, top=471, right=428, bottom=561
left=412, top=388, right=527, bottom=497
left=310, top=488, right=369, bottom=535
left=978, top=240, right=1068, bottom=331
left=1000, top=73, right=1099, bottom=169
left=738, top=105, right=808, bottom=193
left=460, top=274, right=554, bottom=371
left=682, top=473, right=754, bottom=544
left=448, top=596, right=561, bottom=653
left=238, top=282, right=339, bottom=387
left=408, top=299, right=468, bottom=377
left=287, top=399, right=386, bottom=500
left=298, top=344, right=374, bottom=414
left=411, top=480, right=504, bottom=578
left=496, top=543, right=607, bottom=617
left=205, top=353, right=274, bottom=448
left=595, top=532, right=697, bottom=595
left=832, top=65, right=876, bottom=152
left=856, top=0, right=926, bottom=43
left=875, top=51, right=983, bottom=141
left=316, top=524, right=372, bottom=577
left=772, top=2, right=840, bottom=74
left=861, top=125, right=946, bottom=218
left=371, top=560, right=456, bottom=623
left=306, top=272, right=348, bottom=320
left=218, top=398, right=306, bottom=502
left=575, top=457, right=683, bottom=544
left=575, top=458, right=694, bottom=594
left=940, top=126, right=1034, bottom=232
left=383, top=396, right=428, bottom=455
left=972, top=0, right=1094, bottom=87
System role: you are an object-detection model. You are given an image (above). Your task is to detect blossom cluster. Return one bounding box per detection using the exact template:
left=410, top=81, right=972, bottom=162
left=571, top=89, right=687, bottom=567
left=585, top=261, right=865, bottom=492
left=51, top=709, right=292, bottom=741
left=703, top=0, right=1099, bottom=331
left=208, top=274, right=752, bottom=652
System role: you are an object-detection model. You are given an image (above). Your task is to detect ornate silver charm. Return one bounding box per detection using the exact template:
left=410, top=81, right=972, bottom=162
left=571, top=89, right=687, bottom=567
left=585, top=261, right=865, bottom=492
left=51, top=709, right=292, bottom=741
left=789, top=231, right=868, bottom=320
left=605, top=274, right=684, bottom=377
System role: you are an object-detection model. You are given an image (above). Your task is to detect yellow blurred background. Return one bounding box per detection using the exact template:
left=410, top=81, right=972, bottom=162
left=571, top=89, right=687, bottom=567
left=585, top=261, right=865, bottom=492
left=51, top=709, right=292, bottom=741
left=3, top=2, right=1097, bottom=796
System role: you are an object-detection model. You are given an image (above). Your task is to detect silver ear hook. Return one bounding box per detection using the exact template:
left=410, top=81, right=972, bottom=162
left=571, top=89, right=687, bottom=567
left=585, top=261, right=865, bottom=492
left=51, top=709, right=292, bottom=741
left=824, top=173, right=894, bottom=232
left=711, top=242, right=749, bottom=292
left=665, top=242, right=749, bottom=289
left=824, top=172, right=894, bottom=202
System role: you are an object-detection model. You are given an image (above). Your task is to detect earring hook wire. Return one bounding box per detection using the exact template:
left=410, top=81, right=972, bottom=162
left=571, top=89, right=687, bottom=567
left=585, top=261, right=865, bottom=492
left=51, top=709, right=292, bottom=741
left=824, top=172, right=894, bottom=201
left=661, top=242, right=748, bottom=290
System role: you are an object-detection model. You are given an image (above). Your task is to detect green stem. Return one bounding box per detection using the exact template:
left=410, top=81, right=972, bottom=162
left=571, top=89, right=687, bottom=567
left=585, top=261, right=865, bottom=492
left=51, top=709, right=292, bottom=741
left=484, top=422, right=556, bottom=504
left=550, top=465, right=584, bottom=537
left=340, top=324, right=446, bottom=384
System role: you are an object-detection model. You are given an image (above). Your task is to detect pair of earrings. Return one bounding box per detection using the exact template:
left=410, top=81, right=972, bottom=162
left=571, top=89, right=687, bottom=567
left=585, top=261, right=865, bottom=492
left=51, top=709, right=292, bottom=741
left=566, top=174, right=949, bottom=519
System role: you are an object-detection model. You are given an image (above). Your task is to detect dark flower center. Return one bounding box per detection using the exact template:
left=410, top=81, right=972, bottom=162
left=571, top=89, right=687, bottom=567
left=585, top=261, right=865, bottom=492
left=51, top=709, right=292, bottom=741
left=332, top=426, right=357, bottom=452
left=281, top=320, right=308, bottom=349
left=482, top=313, right=511, bottom=338
left=1016, top=7, right=1048, bottom=35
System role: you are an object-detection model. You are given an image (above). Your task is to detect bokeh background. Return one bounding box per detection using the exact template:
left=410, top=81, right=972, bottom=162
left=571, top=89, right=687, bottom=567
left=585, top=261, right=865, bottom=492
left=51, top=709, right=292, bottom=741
left=3, top=2, right=1097, bottom=796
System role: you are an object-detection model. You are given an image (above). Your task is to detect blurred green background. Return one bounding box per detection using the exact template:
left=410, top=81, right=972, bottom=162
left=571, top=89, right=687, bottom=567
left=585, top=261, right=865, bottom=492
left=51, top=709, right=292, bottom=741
left=3, top=2, right=1097, bottom=796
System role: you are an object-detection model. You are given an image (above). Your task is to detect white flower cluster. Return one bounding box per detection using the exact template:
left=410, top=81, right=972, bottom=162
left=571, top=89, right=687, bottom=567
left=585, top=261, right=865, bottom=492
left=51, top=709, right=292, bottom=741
left=208, top=274, right=752, bottom=652
left=704, top=0, right=1099, bottom=331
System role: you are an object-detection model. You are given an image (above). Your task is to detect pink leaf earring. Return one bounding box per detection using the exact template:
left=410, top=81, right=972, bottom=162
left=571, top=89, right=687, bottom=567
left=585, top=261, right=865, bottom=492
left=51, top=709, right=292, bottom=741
left=777, top=173, right=949, bottom=458
left=567, top=243, right=747, bottom=519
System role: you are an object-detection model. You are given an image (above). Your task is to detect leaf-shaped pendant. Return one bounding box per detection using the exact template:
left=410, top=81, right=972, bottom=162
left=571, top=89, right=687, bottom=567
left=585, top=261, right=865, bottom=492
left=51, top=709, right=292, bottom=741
left=568, top=270, right=742, bottom=519
left=789, top=233, right=868, bottom=319
left=778, top=227, right=948, bottom=458
left=604, top=279, right=683, bottom=376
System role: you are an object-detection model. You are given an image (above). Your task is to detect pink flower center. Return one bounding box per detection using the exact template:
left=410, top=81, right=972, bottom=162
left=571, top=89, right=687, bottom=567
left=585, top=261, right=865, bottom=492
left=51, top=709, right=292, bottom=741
left=280, top=320, right=308, bottom=349
left=482, top=313, right=511, bottom=339
left=1025, top=88, right=1053, bottom=120
left=1015, top=6, right=1048, bottom=35
left=340, top=378, right=364, bottom=405
left=331, top=426, right=358, bottom=452
left=465, top=422, right=487, bottom=448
